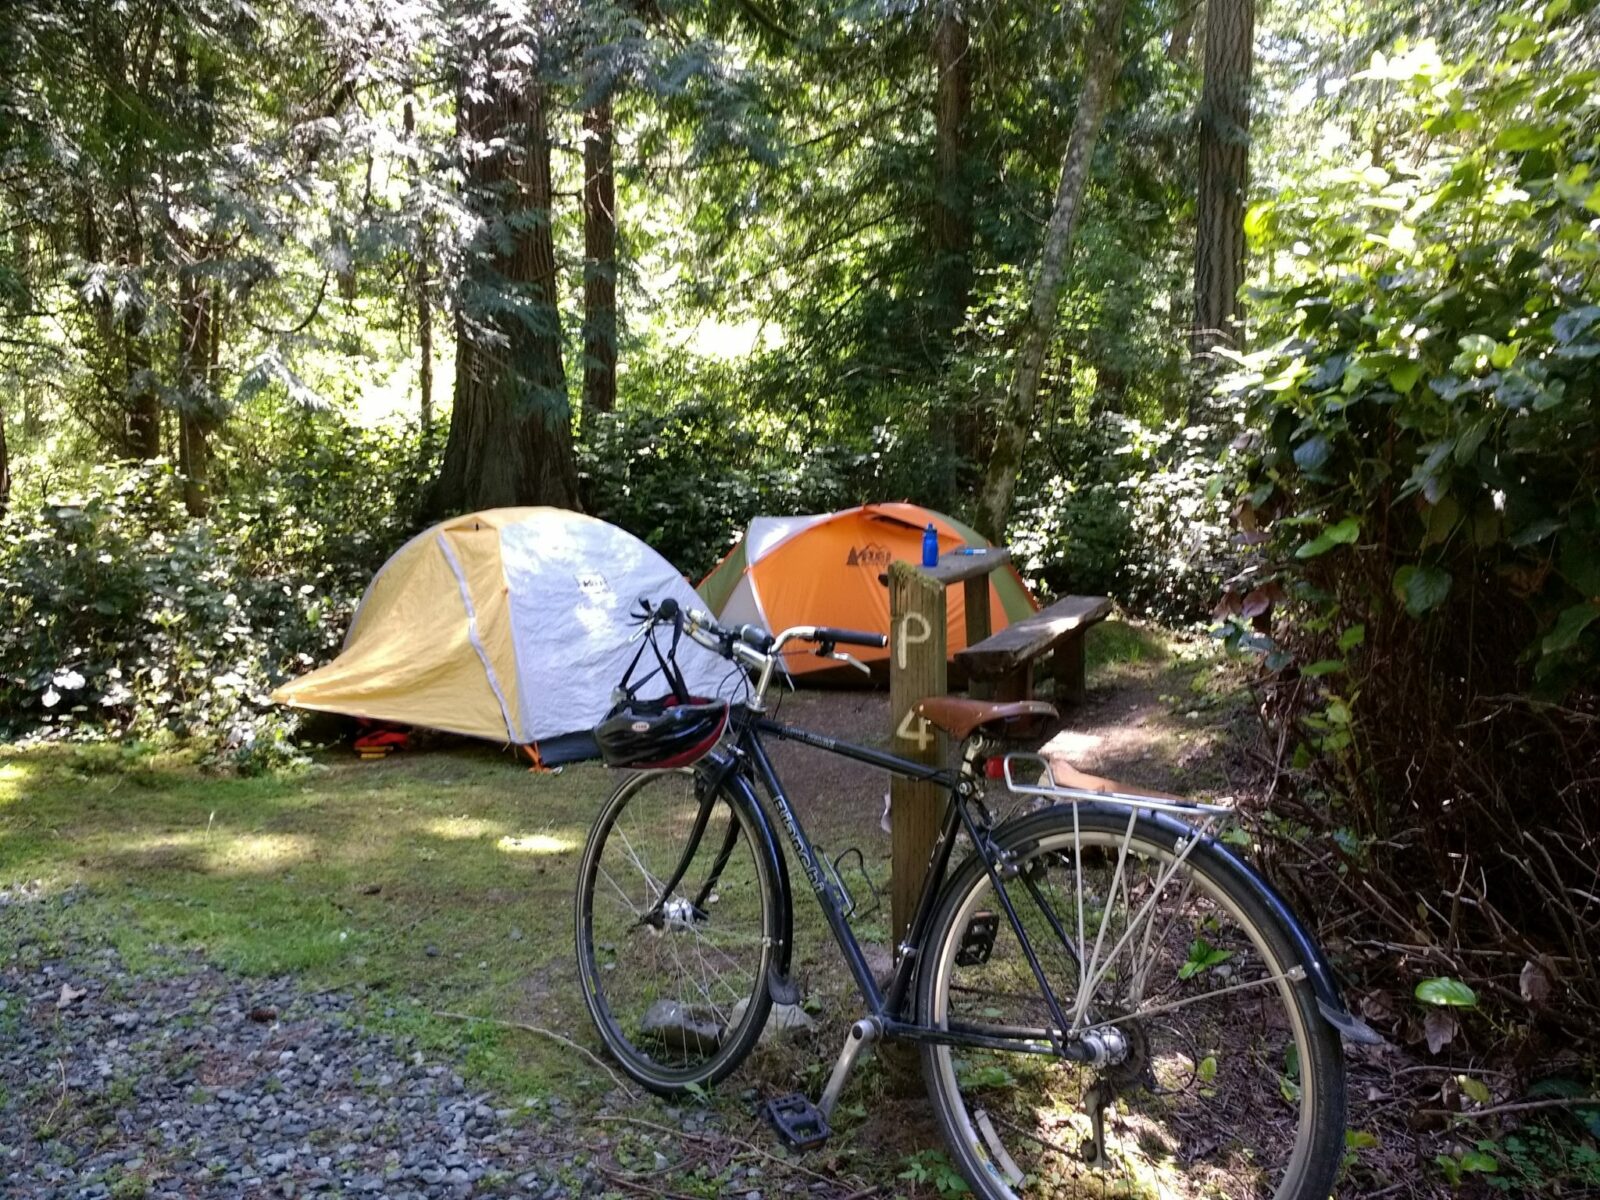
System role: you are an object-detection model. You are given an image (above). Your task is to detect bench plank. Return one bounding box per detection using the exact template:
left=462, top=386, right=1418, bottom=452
left=956, top=595, right=1113, bottom=677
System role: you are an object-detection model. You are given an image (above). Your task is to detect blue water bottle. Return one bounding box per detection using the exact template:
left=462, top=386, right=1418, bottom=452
left=921, top=523, right=939, bottom=567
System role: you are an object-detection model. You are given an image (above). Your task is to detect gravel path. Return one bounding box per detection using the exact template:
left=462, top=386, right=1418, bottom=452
left=1, top=887, right=586, bottom=1199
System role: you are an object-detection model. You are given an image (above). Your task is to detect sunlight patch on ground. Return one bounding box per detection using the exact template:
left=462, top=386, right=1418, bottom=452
left=422, top=816, right=507, bottom=841
left=1038, top=730, right=1105, bottom=760
left=118, top=829, right=315, bottom=873
left=496, top=832, right=574, bottom=856
left=0, top=760, right=34, bottom=807
left=209, top=832, right=316, bottom=872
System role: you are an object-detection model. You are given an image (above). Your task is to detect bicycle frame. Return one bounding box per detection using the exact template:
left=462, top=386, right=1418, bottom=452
left=702, top=705, right=1086, bottom=1061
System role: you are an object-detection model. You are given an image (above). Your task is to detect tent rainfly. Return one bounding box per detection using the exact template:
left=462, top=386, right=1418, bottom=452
left=272, top=508, right=732, bottom=763
left=698, top=502, right=1036, bottom=678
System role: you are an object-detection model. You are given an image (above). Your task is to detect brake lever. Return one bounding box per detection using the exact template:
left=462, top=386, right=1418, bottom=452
left=824, top=650, right=871, bottom=677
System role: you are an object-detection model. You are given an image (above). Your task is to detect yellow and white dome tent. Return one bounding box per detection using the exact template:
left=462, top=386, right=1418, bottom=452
left=272, top=508, right=733, bottom=764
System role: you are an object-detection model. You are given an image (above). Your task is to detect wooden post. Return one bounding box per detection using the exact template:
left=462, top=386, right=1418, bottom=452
left=1052, top=634, right=1088, bottom=705
left=887, top=561, right=947, bottom=948
left=962, top=574, right=992, bottom=699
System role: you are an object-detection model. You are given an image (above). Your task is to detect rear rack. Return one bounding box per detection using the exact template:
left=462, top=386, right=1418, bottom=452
left=999, top=752, right=1234, bottom=819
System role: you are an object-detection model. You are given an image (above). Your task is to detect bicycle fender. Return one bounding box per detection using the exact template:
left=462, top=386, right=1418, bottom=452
left=699, top=751, right=796, bottom=1001
left=1135, top=806, right=1382, bottom=1046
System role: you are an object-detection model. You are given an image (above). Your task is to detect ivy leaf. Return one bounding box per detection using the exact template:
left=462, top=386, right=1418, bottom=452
left=1293, top=434, right=1333, bottom=472
left=1387, top=361, right=1423, bottom=394
left=1393, top=565, right=1452, bottom=615
left=1508, top=516, right=1562, bottom=547
left=1416, top=976, right=1478, bottom=1007
left=1543, top=604, right=1600, bottom=654
left=1296, top=516, right=1361, bottom=558
left=1552, top=305, right=1600, bottom=345
left=1494, top=121, right=1560, bottom=152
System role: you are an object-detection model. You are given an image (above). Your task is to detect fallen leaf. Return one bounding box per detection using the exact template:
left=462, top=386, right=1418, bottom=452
left=1520, top=958, right=1553, bottom=1007
left=1425, top=1009, right=1458, bottom=1055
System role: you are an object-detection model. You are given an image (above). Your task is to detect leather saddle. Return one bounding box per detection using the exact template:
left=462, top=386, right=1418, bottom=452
left=914, top=696, right=1057, bottom=741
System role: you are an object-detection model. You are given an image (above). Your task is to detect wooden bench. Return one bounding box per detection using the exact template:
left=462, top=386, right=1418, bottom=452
left=956, top=594, right=1112, bottom=704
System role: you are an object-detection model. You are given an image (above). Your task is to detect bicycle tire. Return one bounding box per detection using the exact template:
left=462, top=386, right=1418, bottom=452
left=916, top=804, right=1347, bottom=1200
left=575, top=767, right=778, bottom=1095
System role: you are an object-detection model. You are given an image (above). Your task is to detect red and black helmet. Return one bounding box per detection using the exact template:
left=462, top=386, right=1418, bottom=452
left=594, top=697, right=729, bottom=770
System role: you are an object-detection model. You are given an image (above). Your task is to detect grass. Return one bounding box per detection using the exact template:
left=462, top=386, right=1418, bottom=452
left=0, top=619, right=1236, bottom=1194
left=0, top=743, right=616, bottom=1100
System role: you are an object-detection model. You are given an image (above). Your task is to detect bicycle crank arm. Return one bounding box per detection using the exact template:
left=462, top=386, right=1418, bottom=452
left=818, top=1016, right=880, bottom=1120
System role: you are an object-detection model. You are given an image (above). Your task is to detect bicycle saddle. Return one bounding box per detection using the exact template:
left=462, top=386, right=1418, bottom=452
left=914, top=696, right=1057, bottom=741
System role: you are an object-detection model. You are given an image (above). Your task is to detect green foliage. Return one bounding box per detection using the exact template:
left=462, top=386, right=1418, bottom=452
left=1226, top=12, right=1600, bottom=1040
left=1232, top=22, right=1600, bottom=690
left=1012, top=416, right=1236, bottom=622
left=1178, top=936, right=1234, bottom=980
left=0, top=421, right=424, bottom=766
left=899, top=1149, right=972, bottom=1197
left=578, top=374, right=964, bottom=579
left=1415, top=977, right=1478, bottom=1008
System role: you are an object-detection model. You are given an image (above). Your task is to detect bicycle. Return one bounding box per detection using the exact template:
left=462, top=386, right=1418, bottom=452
left=575, top=599, right=1378, bottom=1199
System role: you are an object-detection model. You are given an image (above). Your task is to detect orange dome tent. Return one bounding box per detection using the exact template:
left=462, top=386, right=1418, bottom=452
left=698, top=503, right=1037, bottom=678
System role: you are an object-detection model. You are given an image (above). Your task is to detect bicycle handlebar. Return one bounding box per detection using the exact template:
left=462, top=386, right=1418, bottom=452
left=813, top=626, right=888, bottom=650
left=636, top=599, right=883, bottom=702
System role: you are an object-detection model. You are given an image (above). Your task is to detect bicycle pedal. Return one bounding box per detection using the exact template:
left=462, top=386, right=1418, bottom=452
left=762, top=1092, right=830, bottom=1150
left=956, top=910, right=999, bottom=966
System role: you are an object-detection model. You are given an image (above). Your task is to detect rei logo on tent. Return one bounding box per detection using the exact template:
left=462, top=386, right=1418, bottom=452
left=845, top=543, right=892, bottom=567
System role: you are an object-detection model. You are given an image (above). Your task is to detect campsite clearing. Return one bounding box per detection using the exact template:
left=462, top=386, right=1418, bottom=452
left=1, top=620, right=1418, bottom=1196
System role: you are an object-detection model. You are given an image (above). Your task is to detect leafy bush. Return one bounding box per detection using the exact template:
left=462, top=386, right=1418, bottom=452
left=578, top=372, right=966, bottom=578
left=1011, top=415, right=1236, bottom=622
left=0, top=420, right=427, bottom=768
left=1224, top=22, right=1600, bottom=1030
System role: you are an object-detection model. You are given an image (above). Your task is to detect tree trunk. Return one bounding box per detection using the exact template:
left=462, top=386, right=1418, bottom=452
left=174, top=40, right=219, bottom=516
left=432, top=41, right=579, bottom=516
left=176, top=265, right=215, bottom=517
left=404, top=89, right=434, bottom=443
left=976, top=0, right=1128, bottom=543
left=1168, top=0, right=1198, bottom=63
left=929, top=3, right=972, bottom=345
left=582, top=94, right=617, bottom=416
left=123, top=223, right=159, bottom=460
left=1193, top=0, right=1253, bottom=379
left=0, top=398, right=11, bottom=518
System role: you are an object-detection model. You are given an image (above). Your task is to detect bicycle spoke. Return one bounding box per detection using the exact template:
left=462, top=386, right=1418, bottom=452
left=925, top=810, right=1337, bottom=1200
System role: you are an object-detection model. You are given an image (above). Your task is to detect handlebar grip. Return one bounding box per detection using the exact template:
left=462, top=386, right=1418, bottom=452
left=738, top=624, right=775, bottom=653
left=814, top=626, right=888, bottom=649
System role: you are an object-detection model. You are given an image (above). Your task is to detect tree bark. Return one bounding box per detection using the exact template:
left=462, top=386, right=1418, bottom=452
left=173, top=39, right=220, bottom=516
left=0, top=398, right=11, bottom=518
left=1168, top=0, right=1198, bottom=63
left=929, top=3, right=972, bottom=345
left=975, top=0, right=1128, bottom=543
left=1193, top=0, right=1254, bottom=376
left=582, top=93, right=617, bottom=416
left=432, top=35, right=579, bottom=516
left=124, top=302, right=161, bottom=459
left=404, top=88, right=434, bottom=443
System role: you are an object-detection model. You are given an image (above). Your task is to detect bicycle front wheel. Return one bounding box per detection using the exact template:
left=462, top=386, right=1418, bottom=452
left=575, top=768, right=777, bottom=1095
left=917, top=805, right=1346, bottom=1200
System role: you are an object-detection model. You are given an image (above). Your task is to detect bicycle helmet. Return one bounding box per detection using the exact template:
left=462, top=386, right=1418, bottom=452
left=594, top=697, right=729, bottom=769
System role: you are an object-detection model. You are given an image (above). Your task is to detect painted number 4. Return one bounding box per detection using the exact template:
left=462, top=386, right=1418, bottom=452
left=896, top=708, right=934, bottom=751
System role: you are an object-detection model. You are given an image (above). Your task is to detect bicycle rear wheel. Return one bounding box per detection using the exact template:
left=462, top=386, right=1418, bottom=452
left=917, top=805, right=1345, bottom=1200
left=575, top=768, right=777, bottom=1095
